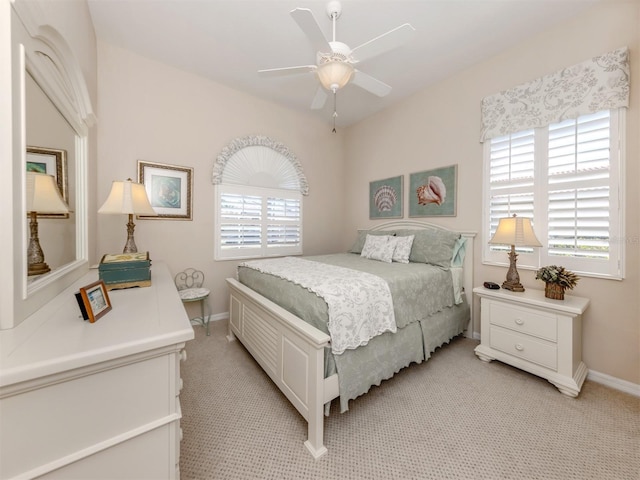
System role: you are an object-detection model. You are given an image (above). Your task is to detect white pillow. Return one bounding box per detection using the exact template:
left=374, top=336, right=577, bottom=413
left=392, top=235, right=414, bottom=263
left=361, top=234, right=395, bottom=263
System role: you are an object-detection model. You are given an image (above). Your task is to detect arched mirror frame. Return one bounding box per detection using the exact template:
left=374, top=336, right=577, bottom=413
left=1, top=1, right=96, bottom=329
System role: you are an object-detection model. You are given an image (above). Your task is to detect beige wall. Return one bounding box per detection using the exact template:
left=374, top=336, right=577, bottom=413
left=344, top=1, right=640, bottom=385
left=96, top=42, right=345, bottom=317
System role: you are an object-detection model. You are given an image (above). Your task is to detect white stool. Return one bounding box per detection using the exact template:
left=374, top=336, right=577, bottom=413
left=175, top=268, right=211, bottom=335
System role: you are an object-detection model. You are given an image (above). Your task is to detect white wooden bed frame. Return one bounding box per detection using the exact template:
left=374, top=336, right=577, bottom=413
left=226, top=221, right=476, bottom=459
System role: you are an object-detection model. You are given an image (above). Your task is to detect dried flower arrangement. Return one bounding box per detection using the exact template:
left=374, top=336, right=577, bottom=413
left=535, top=265, right=580, bottom=300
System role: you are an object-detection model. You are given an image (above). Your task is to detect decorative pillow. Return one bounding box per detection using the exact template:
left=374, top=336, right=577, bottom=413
left=451, top=237, right=467, bottom=267
left=392, top=235, right=414, bottom=263
left=396, top=228, right=460, bottom=268
left=361, top=234, right=395, bottom=263
left=349, top=230, right=395, bottom=254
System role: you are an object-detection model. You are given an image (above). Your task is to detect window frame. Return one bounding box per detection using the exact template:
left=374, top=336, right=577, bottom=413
left=482, top=108, right=625, bottom=280
left=214, top=184, right=303, bottom=261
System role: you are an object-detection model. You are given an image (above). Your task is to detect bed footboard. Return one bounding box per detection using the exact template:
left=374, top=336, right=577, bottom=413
left=226, top=278, right=337, bottom=459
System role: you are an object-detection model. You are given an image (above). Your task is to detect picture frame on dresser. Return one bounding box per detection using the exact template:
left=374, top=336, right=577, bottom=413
left=76, top=280, right=112, bottom=323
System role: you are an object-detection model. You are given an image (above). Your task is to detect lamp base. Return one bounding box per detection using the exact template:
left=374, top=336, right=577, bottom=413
left=123, top=214, right=138, bottom=254
left=28, top=261, right=51, bottom=276
left=502, top=245, right=525, bottom=292
left=501, top=280, right=525, bottom=292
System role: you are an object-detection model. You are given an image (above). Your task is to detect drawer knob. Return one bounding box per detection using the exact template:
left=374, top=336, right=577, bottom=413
left=515, top=318, right=524, bottom=326
left=515, top=343, right=524, bottom=351
left=180, top=350, right=188, bottom=362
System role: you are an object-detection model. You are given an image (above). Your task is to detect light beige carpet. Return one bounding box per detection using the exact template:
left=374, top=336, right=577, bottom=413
left=180, top=320, right=639, bottom=480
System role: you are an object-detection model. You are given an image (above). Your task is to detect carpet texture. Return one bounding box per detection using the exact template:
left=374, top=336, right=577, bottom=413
left=180, top=320, right=639, bottom=479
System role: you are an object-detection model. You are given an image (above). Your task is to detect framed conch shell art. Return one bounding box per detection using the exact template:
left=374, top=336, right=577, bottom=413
left=369, top=175, right=403, bottom=219
left=409, top=165, right=457, bottom=217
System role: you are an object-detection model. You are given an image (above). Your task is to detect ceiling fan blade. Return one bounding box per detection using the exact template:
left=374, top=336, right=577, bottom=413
left=290, top=7, right=331, bottom=53
left=258, top=65, right=317, bottom=76
left=351, top=23, right=415, bottom=62
left=310, top=86, right=328, bottom=110
left=351, top=70, right=392, bottom=97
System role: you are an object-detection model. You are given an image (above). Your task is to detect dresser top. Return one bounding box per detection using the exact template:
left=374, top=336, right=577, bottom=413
left=0, top=262, right=194, bottom=387
left=473, top=286, right=590, bottom=315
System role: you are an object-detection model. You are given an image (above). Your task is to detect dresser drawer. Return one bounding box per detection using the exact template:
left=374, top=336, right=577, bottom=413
left=490, top=301, right=557, bottom=342
left=490, top=326, right=557, bottom=370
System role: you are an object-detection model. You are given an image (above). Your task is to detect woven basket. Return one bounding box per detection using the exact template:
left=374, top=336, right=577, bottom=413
left=545, top=282, right=565, bottom=300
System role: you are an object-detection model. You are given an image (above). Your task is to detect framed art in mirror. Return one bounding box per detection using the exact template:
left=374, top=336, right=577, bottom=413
left=26, top=146, right=68, bottom=218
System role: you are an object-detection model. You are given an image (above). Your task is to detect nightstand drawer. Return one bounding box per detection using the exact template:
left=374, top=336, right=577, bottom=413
left=490, top=301, right=557, bottom=342
left=490, top=326, right=557, bottom=370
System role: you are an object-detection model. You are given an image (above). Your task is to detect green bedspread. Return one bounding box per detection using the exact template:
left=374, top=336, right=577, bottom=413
left=237, top=253, right=469, bottom=412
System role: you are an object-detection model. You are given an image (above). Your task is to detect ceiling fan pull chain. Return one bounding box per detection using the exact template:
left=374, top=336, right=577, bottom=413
left=332, top=90, right=338, bottom=133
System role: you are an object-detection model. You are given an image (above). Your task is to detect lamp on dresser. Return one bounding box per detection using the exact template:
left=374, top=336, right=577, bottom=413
left=489, top=214, right=542, bottom=292
left=98, top=178, right=157, bottom=253
left=26, top=172, right=70, bottom=276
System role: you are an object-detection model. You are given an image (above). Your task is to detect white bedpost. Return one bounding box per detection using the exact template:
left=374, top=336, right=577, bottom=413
left=304, top=345, right=328, bottom=459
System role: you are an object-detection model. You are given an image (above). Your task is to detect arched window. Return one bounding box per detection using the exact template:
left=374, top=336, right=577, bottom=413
left=212, top=135, right=308, bottom=260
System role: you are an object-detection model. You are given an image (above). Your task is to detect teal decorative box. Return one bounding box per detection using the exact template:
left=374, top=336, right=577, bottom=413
left=99, top=252, right=151, bottom=290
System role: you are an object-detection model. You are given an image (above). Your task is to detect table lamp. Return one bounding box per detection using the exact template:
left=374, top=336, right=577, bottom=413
left=489, top=214, right=542, bottom=292
left=98, top=178, right=157, bottom=253
left=26, top=172, right=70, bottom=276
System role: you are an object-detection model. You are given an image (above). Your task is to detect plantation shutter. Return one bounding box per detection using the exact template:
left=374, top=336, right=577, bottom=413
left=215, top=184, right=303, bottom=260
left=219, top=192, right=262, bottom=249
left=546, top=110, right=611, bottom=260
left=488, top=129, right=536, bottom=253
left=267, top=196, right=301, bottom=247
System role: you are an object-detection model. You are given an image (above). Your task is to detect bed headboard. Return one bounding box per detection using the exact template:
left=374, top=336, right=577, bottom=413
left=366, top=220, right=476, bottom=338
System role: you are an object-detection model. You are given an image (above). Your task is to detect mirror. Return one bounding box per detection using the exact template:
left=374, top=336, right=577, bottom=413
left=0, top=0, right=96, bottom=329
left=25, top=72, right=77, bottom=278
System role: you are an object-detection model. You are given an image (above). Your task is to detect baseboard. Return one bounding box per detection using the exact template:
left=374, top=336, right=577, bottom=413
left=587, top=369, right=640, bottom=397
left=215, top=313, right=638, bottom=398
left=209, top=312, right=228, bottom=322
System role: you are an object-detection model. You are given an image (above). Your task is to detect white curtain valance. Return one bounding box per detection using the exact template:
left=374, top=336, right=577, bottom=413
left=480, top=47, right=629, bottom=142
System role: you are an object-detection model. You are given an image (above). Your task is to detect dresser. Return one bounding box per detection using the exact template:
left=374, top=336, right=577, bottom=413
left=473, top=287, right=590, bottom=397
left=0, top=262, right=194, bottom=479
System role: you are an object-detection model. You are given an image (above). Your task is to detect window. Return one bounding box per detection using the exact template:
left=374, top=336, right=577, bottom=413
left=212, top=135, right=308, bottom=261
left=483, top=109, right=624, bottom=279
left=215, top=184, right=302, bottom=260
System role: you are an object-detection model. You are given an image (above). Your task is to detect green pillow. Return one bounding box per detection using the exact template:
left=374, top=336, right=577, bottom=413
left=395, top=228, right=460, bottom=268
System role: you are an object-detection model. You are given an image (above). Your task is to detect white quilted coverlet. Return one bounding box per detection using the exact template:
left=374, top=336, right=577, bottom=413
left=240, top=257, right=397, bottom=354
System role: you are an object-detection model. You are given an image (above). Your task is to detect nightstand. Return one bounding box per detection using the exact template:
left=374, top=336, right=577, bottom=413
left=473, top=287, right=590, bottom=397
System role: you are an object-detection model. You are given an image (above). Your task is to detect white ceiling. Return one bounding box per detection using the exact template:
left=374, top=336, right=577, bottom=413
left=87, top=0, right=600, bottom=128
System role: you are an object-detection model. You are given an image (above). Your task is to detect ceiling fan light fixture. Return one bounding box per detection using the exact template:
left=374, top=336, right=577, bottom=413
left=316, top=60, right=354, bottom=91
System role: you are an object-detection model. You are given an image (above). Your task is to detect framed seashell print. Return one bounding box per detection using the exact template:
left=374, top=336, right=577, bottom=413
left=409, top=165, right=457, bottom=217
left=369, top=175, right=403, bottom=219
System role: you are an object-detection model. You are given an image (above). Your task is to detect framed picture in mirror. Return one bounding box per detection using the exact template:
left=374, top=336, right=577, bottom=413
left=26, top=146, right=69, bottom=218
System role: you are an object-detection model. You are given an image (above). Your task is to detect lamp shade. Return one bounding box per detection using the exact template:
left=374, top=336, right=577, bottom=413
left=489, top=214, right=542, bottom=247
left=26, top=172, right=69, bottom=214
left=98, top=179, right=157, bottom=216
left=316, top=60, right=354, bottom=91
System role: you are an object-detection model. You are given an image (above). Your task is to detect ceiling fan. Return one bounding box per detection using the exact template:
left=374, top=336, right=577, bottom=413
left=258, top=1, right=415, bottom=115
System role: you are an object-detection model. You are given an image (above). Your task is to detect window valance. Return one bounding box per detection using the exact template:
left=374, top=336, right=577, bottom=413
left=480, top=47, right=629, bottom=142
left=212, top=135, right=309, bottom=195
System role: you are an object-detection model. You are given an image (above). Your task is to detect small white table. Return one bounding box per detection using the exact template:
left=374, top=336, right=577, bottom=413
left=473, top=287, right=590, bottom=397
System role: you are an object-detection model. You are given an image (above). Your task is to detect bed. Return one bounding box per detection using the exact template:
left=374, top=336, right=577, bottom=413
left=226, top=221, right=475, bottom=458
